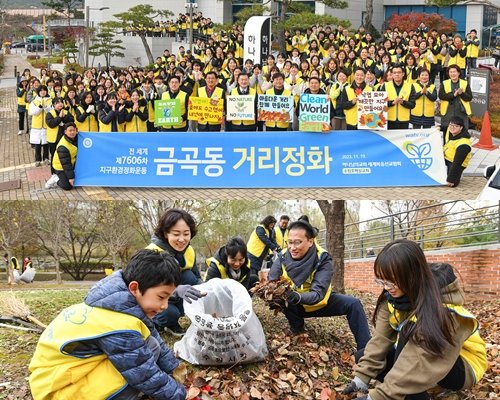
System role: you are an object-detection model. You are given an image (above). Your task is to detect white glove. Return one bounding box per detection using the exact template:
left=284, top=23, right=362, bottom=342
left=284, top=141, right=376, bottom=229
left=86, top=105, right=95, bottom=114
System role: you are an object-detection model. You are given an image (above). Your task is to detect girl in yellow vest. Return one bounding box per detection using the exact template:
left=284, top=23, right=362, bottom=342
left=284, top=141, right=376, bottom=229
left=28, top=85, right=52, bottom=167
left=75, top=92, right=99, bottom=132
left=123, top=89, right=149, bottom=132
left=438, top=64, right=472, bottom=131
left=98, top=93, right=125, bottom=132
left=443, top=116, right=472, bottom=187
left=342, top=239, right=487, bottom=400
left=205, top=237, right=257, bottom=291
left=247, top=215, right=280, bottom=275
left=46, top=97, right=74, bottom=177
left=410, top=68, right=437, bottom=129
left=16, top=77, right=29, bottom=135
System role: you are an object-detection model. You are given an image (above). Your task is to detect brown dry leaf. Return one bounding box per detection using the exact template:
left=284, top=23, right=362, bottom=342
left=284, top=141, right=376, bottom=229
left=172, top=363, right=188, bottom=383
left=192, top=376, right=207, bottom=388
left=186, top=386, right=201, bottom=400
left=320, top=387, right=333, bottom=400
left=319, top=350, right=329, bottom=362
left=250, top=386, right=262, bottom=399
left=331, top=366, right=340, bottom=380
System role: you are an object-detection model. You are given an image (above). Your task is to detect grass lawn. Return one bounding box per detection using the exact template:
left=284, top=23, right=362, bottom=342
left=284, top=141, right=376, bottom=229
left=0, top=283, right=498, bottom=399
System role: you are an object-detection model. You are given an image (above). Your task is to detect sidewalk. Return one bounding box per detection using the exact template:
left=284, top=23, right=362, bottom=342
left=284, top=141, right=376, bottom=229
left=1, top=54, right=498, bottom=200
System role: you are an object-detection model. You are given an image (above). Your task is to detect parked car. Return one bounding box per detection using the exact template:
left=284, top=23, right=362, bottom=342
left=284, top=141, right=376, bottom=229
left=10, top=42, right=27, bottom=49
left=477, top=159, right=500, bottom=200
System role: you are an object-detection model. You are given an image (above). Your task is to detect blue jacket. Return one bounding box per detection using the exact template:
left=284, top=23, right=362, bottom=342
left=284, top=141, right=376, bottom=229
left=84, top=271, right=186, bottom=400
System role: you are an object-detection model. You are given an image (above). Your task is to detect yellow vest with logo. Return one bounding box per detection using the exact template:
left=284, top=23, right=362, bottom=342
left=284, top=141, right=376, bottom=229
left=411, top=83, right=436, bottom=117
left=230, top=87, right=256, bottom=126
left=247, top=225, right=272, bottom=258
left=124, top=106, right=148, bottom=132
left=52, top=135, right=77, bottom=172
left=274, top=226, right=289, bottom=249
left=443, top=129, right=472, bottom=168
left=197, top=86, right=225, bottom=126
left=281, top=247, right=332, bottom=312
left=76, top=106, right=99, bottom=132
left=29, top=303, right=150, bottom=400
left=385, top=81, right=412, bottom=122
left=344, top=85, right=373, bottom=126
left=440, top=79, right=472, bottom=117
left=264, top=88, right=293, bottom=129
left=29, top=97, right=51, bottom=129
left=204, top=257, right=249, bottom=283
left=145, top=243, right=195, bottom=272
left=161, top=90, right=188, bottom=129
left=388, top=302, right=487, bottom=383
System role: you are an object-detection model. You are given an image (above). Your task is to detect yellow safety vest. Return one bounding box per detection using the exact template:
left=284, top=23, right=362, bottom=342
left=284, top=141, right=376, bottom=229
left=124, top=106, right=148, bottom=133
left=385, top=81, right=412, bottom=122
left=145, top=243, right=196, bottom=272
left=247, top=225, right=272, bottom=259
left=281, top=247, right=332, bottom=312
left=344, top=85, right=373, bottom=126
left=448, top=45, right=467, bottom=69
left=440, top=79, right=472, bottom=117
left=29, top=303, right=150, bottom=400
left=204, top=257, right=248, bottom=283
left=197, top=86, right=225, bottom=126
left=411, top=83, right=436, bottom=118
left=29, top=97, right=51, bottom=129
left=466, top=41, right=479, bottom=58
left=264, top=88, right=293, bottom=129
left=274, top=226, right=289, bottom=249
left=161, top=90, right=188, bottom=129
left=388, top=302, right=487, bottom=383
left=75, top=106, right=99, bottom=132
left=443, top=129, right=472, bottom=168
left=230, top=87, right=256, bottom=126
left=52, top=135, right=77, bottom=172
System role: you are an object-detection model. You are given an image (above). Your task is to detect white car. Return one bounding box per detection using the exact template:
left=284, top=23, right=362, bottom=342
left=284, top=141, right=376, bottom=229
left=477, top=159, right=500, bottom=200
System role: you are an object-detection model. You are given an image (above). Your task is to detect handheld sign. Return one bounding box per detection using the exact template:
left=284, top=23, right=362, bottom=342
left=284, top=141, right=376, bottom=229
left=357, top=91, right=388, bottom=130
left=298, top=93, right=330, bottom=132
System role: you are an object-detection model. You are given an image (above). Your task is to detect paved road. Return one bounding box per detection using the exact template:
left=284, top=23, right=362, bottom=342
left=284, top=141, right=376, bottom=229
left=1, top=54, right=498, bottom=200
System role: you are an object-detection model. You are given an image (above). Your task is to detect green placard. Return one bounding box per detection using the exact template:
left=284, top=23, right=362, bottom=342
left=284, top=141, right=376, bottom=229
left=155, top=99, right=182, bottom=126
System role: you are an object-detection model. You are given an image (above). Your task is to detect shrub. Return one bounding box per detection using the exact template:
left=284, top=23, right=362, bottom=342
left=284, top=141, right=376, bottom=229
left=387, top=12, right=456, bottom=34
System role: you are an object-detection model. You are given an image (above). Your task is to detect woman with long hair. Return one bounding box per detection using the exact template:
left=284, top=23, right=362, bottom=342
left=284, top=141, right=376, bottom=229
left=342, top=239, right=487, bottom=400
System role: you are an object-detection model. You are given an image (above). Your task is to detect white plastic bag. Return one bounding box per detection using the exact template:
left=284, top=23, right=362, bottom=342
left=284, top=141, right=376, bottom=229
left=20, top=267, right=36, bottom=283
left=174, top=278, right=268, bottom=366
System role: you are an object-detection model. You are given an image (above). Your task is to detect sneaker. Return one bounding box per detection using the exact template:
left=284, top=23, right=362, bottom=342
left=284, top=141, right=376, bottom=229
left=18, top=130, right=24, bottom=135
left=45, top=174, right=59, bottom=189
left=164, top=325, right=186, bottom=337
left=44, top=158, right=50, bottom=166
left=35, top=161, right=41, bottom=167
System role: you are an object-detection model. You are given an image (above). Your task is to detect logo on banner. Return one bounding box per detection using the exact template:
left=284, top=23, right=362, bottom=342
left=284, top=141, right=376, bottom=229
left=83, top=138, right=93, bottom=148
left=404, top=142, right=432, bottom=170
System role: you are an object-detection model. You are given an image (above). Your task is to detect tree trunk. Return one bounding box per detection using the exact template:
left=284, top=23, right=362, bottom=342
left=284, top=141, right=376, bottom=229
left=317, top=200, right=345, bottom=292
left=364, top=0, right=373, bottom=31
left=6, top=251, right=15, bottom=285
left=139, top=33, right=154, bottom=65
left=277, top=0, right=288, bottom=54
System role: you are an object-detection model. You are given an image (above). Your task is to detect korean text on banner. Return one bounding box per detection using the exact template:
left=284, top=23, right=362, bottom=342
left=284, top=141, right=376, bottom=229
left=298, top=93, right=330, bottom=132
left=357, top=91, right=388, bottom=130
left=188, top=97, right=224, bottom=124
left=227, top=95, right=255, bottom=121
left=154, top=99, right=182, bottom=126
left=257, top=94, right=294, bottom=122
left=75, top=128, right=447, bottom=188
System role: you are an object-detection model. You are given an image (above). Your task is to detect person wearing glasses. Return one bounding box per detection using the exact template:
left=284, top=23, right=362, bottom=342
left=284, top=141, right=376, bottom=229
left=443, top=116, right=472, bottom=187
left=268, top=220, right=371, bottom=353
left=342, top=239, right=487, bottom=400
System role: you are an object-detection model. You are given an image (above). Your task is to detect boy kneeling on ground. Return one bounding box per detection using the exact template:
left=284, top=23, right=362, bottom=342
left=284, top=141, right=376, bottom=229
left=45, top=122, right=78, bottom=190
left=29, top=249, right=187, bottom=400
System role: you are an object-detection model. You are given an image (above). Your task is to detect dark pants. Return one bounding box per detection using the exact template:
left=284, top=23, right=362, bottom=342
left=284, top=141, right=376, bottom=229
left=113, top=336, right=161, bottom=400
left=18, top=111, right=28, bottom=131
left=153, top=269, right=199, bottom=329
left=266, top=126, right=288, bottom=131
left=56, top=170, right=73, bottom=190
left=232, top=124, right=256, bottom=131
left=284, top=292, right=371, bottom=351
left=48, top=142, right=57, bottom=173
left=162, top=126, right=188, bottom=132
left=248, top=253, right=268, bottom=276
left=466, top=58, right=477, bottom=74
left=34, top=144, right=49, bottom=163
left=147, top=121, right=157, bottom=132
left=388, top=121, right=409, bottom=130
left=346, top=124, right=358, bottom=130
left=198, top=124, right=221, bottom=132
left=356, top=324, right=466, bottom=399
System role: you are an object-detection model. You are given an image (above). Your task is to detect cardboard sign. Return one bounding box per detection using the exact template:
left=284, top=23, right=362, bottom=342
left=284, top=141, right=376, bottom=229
left=257, top=94, right=294, bottom=122
left=357, top=91, right=388, bottom=130
left=298, top=93, right=330, bottom=132
left=188, top=97, right=223, bottom=124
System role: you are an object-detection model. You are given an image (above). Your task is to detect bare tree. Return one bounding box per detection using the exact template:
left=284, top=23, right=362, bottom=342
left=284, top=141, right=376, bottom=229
left=317, top=200, right=345, bottom=292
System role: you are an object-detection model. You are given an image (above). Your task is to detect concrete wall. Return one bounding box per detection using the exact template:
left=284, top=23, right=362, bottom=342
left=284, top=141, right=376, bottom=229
left=345, top=244, right=500, bottom=298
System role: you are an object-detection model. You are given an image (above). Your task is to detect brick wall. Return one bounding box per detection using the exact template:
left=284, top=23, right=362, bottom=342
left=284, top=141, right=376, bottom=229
left=345, top=245, right=500, bottom=298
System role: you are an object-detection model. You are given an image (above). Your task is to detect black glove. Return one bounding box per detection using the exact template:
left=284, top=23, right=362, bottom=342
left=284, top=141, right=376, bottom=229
left=39, top=104, right=43, bottom=108
left=275, top=247, right=282, bottom=253
left=286, top=291, right=301, bottom=305
left=175, top=285, right=204, bottom=304
left=269, top=298, right=285, bottom=310
left=342, top=377, right=369, bottom=395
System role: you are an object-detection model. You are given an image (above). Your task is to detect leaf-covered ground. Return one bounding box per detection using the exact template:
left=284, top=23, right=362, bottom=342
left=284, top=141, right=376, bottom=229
left=0, top=283, right=498, bottom=400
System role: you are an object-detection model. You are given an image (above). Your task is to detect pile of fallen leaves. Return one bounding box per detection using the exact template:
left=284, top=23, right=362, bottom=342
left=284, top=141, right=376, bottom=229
left=250, top=279, right=292, bottom=313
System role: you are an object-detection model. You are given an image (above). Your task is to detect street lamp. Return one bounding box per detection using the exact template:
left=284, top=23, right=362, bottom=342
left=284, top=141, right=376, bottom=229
left=85, top=6, right=110, bottom=69
left=185, top=0, right=198, bottom=53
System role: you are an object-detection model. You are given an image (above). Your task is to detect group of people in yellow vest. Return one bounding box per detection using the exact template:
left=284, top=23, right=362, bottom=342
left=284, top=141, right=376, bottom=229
left=16, top=21, right=480, bottom=187
left=28, top=207, right=488, bottom=399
